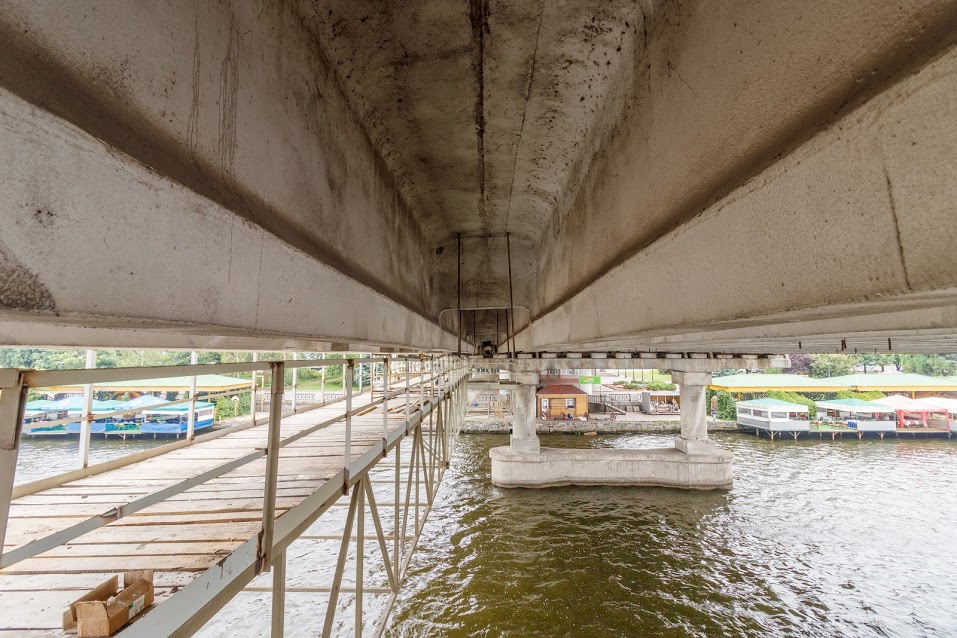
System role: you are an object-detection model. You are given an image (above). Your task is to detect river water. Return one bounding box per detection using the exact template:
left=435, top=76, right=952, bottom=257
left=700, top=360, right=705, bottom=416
left=14, top=432, right=957, bottom=636
left=385, top=433, right=957, bottom=637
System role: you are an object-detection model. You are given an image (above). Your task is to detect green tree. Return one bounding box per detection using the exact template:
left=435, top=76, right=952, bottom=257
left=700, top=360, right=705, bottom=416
left=784, top=353, right=812, bottom=375
left=809, top=354, right=856, bottom=378
left=899, top=354, right=957, bottom=377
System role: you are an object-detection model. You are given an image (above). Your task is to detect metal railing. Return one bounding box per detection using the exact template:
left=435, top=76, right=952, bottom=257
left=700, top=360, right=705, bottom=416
left=0, top=353, right=468, bottom=637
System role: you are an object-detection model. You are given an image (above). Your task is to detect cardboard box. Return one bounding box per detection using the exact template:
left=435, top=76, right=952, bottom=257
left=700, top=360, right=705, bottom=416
left=63, top=570, right=154, bottom=637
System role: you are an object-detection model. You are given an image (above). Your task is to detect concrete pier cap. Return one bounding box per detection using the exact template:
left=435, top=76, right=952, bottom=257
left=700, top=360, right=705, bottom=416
left=487, top=354, right=759, bottom=489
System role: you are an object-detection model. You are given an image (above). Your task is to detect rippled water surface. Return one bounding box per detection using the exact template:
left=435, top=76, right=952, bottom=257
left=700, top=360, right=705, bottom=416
left=15, top=437, right=168, bottom=484
left=386, top=433, right=957, bottom=637
left=17, top=433, right=957, bottom=636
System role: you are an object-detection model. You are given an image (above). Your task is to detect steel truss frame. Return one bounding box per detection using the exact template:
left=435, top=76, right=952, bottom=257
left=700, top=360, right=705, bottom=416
left=0, top=354, right=467, bottom=637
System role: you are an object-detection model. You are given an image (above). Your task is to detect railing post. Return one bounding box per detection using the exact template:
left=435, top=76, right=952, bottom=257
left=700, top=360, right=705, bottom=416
left=405, top=360, right=411, bottom=421
left=371, top=359, right=377, bottom=400
left=393, top=437, right=400, bottom=581
left=271, top=548, right=286, bottom=638
left=187, top=351, right=198, bottom=440
left=79, top=349, right=96, bottom=469
left=358, top=356, right=363, bottom=395
left=355, top=475, right=365, bottom=638
left=419, top=356, right=425, bottom=408
left=320, top=352, right=326, bottom=404
left=0, top=370, right=26, bottom=553
left=291, top=352, right=299, bottom=412
left=251, top=352, right=259, bottom=425
left=260, top=360, right=284, bottom=572
left=382, top=356, right=390, bottom=440
left=343, top=359, right=355, bottom=492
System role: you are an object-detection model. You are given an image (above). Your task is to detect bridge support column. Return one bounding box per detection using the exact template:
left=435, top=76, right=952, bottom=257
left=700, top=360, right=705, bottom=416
left=491, top=368, right=730, bottom=489
left=510, top=373, right=540, bottom=454
left=672, top=372, right=717, bottom=455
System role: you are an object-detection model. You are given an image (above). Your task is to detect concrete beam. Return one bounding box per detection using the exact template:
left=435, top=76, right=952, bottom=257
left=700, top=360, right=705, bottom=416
left=469, top=355, right=788, bottom=373
left=0, top=86, right=455, bottom=352
left=518, top=42, right=957, bottom=353
left=535, top=1, right=957, bottom=318
left=0, top=1, right=454, bottom=351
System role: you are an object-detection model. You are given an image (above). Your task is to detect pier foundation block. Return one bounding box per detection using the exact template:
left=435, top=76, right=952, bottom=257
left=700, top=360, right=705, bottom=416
left=490, top=370, right=732, bottom=489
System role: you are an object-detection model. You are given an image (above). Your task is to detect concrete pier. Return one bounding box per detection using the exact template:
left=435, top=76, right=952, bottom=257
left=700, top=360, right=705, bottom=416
left=490, top=370, right=731, bottom=489
left=509, top=372, right=541, bottom=454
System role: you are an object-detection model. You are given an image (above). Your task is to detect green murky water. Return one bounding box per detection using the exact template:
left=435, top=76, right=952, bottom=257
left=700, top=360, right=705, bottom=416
left=385, top=432, right=957, bottom=637
left=18, top=432, right=957, bottom=636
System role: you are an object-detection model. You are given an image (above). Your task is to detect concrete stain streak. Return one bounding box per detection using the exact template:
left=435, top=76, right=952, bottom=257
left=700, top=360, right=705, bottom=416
left=186, top=14, right=203, bottom=169
left=470, top=0, right=489, bottom=235
left=218, top=19, right=250, bottom=222
left=881, top=160, right=912, bottom=291
left=0, top=239, right=56, bottom=313
left=504, top=0, right=546, bottom=236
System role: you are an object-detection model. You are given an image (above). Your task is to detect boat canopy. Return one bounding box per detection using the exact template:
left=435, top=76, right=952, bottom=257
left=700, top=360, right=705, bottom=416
left=711, top=374, right=848, bottom=393
left=920, top=397, right=957, bottom=414
left=871, top=395, right=947, bottom=413
left=737, top=398, right=809, bottom=412
left=144, top=401, right=216, bottom=414
left=816, top=398, right=896, bottom=413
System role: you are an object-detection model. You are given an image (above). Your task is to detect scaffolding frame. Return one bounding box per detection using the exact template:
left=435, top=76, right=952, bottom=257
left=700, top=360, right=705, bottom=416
left=0, top=354, right=467, bottom=637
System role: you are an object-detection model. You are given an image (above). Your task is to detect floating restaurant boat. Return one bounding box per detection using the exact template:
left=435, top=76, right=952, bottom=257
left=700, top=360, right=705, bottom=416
left=871, top=395, right=951, bottom=433
left=142, top=401, right=216, bottom=435
left=816, top=398, right=897, bottom=436
left=735, top=398, right=810, bottom=440
left=22, top=395, right=217, bottom=437
left=918, top=396, right=957, bottom=427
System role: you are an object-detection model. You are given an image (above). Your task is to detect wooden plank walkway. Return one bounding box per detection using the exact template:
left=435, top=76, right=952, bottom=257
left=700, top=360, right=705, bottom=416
left=0, top=380, right=441, bottom=637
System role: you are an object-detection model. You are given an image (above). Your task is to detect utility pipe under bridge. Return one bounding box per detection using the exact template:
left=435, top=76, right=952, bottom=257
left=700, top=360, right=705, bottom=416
left=0, top=355, right=469, bottom=637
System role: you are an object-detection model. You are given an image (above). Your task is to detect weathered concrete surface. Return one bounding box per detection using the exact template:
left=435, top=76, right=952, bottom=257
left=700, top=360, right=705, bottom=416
left=489, top=446, right=733, bottom=489
left=509, top=372, right=540, bottom=454
left=431, top=234, right=536, bottom=343
left=535, top=0, right=957, bottom=317
left=489, top=364, right=730, bottom=489
left=517, top=40, right=957, bottom=353
left=306, top=0, right=639, bottom=246
left=1, top=1, right=956, bottom=354
left=0, top=1, right=456, bottom=350
left=0, top=85, right=455, bottom=352
left=0, top=2, right=436, bottom=310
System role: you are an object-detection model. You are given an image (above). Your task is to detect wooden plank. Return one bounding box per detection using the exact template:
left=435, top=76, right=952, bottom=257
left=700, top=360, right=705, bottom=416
left=67, top=522, right=262, bottom=545
left=4, top=553, right=223, bottom=574
left=41, top=486, right=153, bottom=496
left=110, top=510, right=287, bottom=526
left=15, top=485, right=317, bottom=505
left=15, top=493, right=163, bottom=505
left=0, top=589, right=174, bottom=629
left=8, top=496, right=305, bottom=518
left=38, top=541, right=243, bottom=558
left=0, top=571, right=193, bottom=591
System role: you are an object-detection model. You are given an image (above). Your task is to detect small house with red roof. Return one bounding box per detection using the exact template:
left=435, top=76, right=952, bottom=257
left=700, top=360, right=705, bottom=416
left=537, top=384, right=589, bottom=420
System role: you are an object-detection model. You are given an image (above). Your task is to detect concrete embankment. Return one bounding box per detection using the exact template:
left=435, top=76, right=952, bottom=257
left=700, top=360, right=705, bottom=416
left=463, top=420, right=739, bottom=435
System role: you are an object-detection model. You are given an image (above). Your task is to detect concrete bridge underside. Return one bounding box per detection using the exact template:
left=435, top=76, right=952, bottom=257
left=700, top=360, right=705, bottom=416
left=0, top=0, right=956, bottom=355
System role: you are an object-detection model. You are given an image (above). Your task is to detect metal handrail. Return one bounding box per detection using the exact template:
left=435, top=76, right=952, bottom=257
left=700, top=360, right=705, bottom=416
left=1, top=353, right=465, bottom=638
left=22, top=356, right=386, bottom=387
